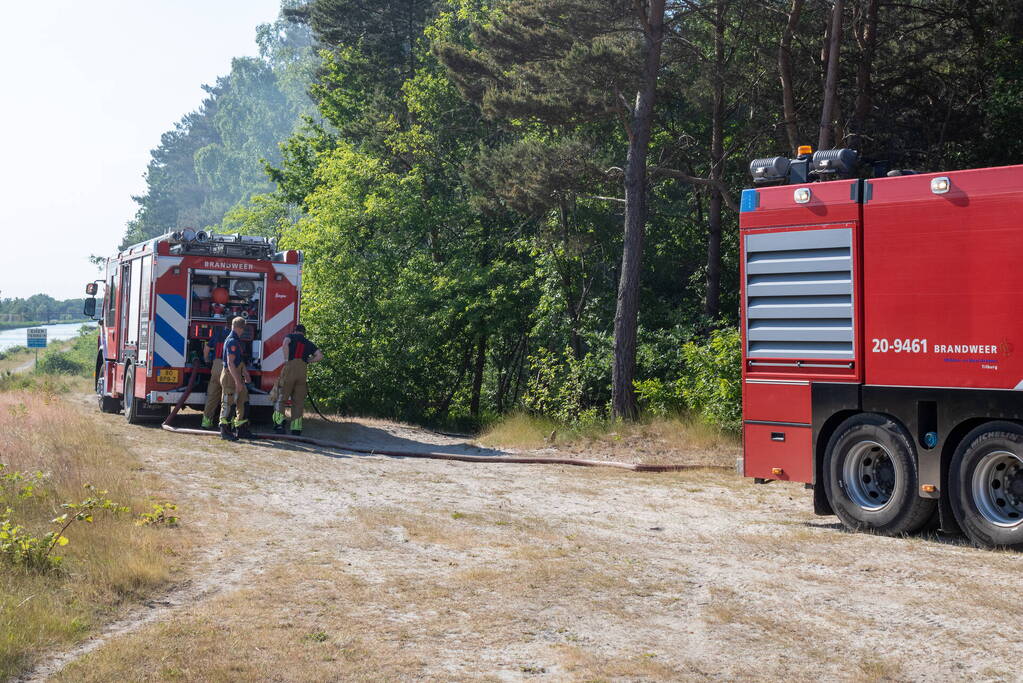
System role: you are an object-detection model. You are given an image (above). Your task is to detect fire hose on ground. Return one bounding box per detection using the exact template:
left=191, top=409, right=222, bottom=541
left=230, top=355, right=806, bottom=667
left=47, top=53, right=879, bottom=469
left=161, top=361, right=729, bottom=474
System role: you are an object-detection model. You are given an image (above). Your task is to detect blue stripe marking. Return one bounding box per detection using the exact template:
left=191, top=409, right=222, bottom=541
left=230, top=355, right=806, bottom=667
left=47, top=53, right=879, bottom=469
left=740, top=188, right=760, bottom=213
left=154, top=353, right=170, bottom=368
left=160, top=294, right=186, bottom=318
left=153, top=316, right=185, bottom=363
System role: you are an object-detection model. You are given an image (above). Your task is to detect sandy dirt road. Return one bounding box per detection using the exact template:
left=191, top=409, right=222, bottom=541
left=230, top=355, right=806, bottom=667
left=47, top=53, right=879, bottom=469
left=26, top=396, right=1023, bottom=682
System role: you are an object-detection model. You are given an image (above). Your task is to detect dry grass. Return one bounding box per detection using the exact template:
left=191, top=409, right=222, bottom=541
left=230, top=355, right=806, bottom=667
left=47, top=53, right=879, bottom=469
left=54, top=502, right=692, bottom=681
left=479, top=412, right=739, bottom=467
left=554, top=644, right=702, bottom=680
left=53, top=563, right=430, bottom=682
left=0, top=387, right=186, bottom=679
left=347, top=506, right=492, bottom=550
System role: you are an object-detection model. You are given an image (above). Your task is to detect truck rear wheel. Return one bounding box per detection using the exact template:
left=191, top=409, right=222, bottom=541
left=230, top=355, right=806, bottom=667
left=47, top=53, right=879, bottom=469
left=950, top=422, right=1023, bottom=550
left=825, top=414, right=936, bottom=535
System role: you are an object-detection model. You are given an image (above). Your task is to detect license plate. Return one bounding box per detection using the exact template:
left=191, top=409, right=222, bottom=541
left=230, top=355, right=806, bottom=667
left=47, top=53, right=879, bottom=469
left=157, top=369, right=180, bottom=384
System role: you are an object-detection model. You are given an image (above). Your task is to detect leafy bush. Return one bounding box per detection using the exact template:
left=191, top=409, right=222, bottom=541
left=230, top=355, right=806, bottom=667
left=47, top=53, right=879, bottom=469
left=0, top=513, right=57, bottom=570
left=635, top=327, right=741, bottom=432
left=522, top=347, right=606, bottom=424
left=36, top=352, right=87, bottom=376
left=634, top=377, right=686, bottom=417
left=678, top=327, right=741, bottom=432
left=0, top=484, right=127, bottom=572
left=137, top=503, right=180, bottom=527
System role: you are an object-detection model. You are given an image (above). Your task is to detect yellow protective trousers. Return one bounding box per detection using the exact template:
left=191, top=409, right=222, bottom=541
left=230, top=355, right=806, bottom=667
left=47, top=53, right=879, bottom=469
left=203, top=359, right=223, bottom=426
left=270, top=359, right=308, bottom=425
left=219, top=366, right=249, bottom=426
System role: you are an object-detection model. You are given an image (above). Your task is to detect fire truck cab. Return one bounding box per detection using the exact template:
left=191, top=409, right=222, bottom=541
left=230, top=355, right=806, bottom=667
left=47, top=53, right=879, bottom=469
left=740, top=151, right=1023, bottom=550
left=84, top=230, right=302, bottom=424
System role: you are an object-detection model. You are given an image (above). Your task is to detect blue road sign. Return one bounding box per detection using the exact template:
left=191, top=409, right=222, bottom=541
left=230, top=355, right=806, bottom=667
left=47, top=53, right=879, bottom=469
left=27, top=328, right=47, bottom=349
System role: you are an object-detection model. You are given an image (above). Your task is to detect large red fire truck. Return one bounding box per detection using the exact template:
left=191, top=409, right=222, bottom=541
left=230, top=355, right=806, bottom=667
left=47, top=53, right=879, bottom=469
left=83, top=230, right=302, bottom=425
left=740, top=150, right=1023, bottom=550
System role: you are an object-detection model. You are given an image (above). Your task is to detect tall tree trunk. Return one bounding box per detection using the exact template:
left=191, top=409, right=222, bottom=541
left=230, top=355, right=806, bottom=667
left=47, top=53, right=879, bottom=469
left=705, top=0, right=727, bottom=319
left=778, top=0, right=805, bottom=155
left=818, top=0, right=845, bottom=149
left=470, top=333, right=486, bottom=418
left=849, top=0, right=879, bottom=149
left=611, top=0, right=666, bottom=421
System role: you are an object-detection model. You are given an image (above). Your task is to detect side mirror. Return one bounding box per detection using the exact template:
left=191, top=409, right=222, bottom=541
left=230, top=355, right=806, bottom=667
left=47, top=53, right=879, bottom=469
left=85, top=282, right=98, bottom=296
left=83, top=297, right=97, bottom=318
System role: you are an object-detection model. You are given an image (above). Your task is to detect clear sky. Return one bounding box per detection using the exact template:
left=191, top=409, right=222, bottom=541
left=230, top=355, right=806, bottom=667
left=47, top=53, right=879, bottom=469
left=0, top=0, right=284, bottom=300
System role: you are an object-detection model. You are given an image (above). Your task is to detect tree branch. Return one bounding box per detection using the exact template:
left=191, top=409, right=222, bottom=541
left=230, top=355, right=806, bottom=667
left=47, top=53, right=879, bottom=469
left=585, top=195, right=627, bottom=204
left=648, top=166, right=739, bottom=212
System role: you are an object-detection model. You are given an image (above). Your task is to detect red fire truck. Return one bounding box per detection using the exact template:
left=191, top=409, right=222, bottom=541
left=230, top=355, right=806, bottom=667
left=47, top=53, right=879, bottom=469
left=83, top=230, right=303, bottom=425
left=740, top=150, right=1023, bottom=550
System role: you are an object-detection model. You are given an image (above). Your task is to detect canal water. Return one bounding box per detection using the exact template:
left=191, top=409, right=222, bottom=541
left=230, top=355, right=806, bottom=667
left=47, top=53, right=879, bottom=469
left=0, top=321, right=97, bottom=353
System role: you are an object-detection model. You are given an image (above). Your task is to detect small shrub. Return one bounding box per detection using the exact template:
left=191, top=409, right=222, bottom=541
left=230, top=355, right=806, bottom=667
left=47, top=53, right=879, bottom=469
left=137, top=503, right=180, bottom=527
left=0, top=485, right=127, bottom=572
left=634, top=327, right=741, bottom=432
left=0, top=512, right=59, bottom=570
left=634, top=378, right=686, bottom=417
left=522, top=345, right=609, bottom=423
left=678, top=327, right=741, bottom=433
left=35, top=351, right=87, bottom=376
left=0, top=464, right=45, bottom=500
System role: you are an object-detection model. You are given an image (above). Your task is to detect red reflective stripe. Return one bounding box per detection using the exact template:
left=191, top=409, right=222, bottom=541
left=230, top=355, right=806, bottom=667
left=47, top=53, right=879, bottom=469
left=293, top=341, right=306, bottom=360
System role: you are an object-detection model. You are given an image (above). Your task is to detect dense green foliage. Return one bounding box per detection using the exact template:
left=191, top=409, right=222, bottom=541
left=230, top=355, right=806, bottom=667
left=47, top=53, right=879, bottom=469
left=0, top=295, right=86, bottom=324
left=120, top=0, right=1023, bottom=431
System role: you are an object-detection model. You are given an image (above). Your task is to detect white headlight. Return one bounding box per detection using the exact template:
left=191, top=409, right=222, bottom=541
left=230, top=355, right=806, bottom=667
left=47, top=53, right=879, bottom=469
left=931, top=177, right=951, bottom=194
left=794, top=187, right=812, bottom=204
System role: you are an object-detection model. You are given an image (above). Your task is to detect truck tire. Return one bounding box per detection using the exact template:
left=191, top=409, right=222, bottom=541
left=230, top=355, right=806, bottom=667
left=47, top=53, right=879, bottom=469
left=949, top=422, right=1023, bottom=550
left=123, top=367, right=144, bottom=425
left=825, top=413, right=936, bottom=535
left=95, top=363, right=120, bottom=414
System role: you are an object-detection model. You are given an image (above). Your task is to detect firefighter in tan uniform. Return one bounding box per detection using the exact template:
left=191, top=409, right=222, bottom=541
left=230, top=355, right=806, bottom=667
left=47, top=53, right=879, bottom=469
left=201, top=326, right=230, bottom=429
left=271, top=324, right=323, bottom=436
left=219, top=316, right=254, bottom=441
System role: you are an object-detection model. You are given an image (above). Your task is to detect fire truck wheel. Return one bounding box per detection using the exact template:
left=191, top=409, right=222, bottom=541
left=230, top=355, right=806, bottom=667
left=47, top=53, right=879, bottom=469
left=825, top=414, right=936, bottom=535
left=950, top=422, right=1023, bottom=550
left=123, top=367, right=144, bottom=425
